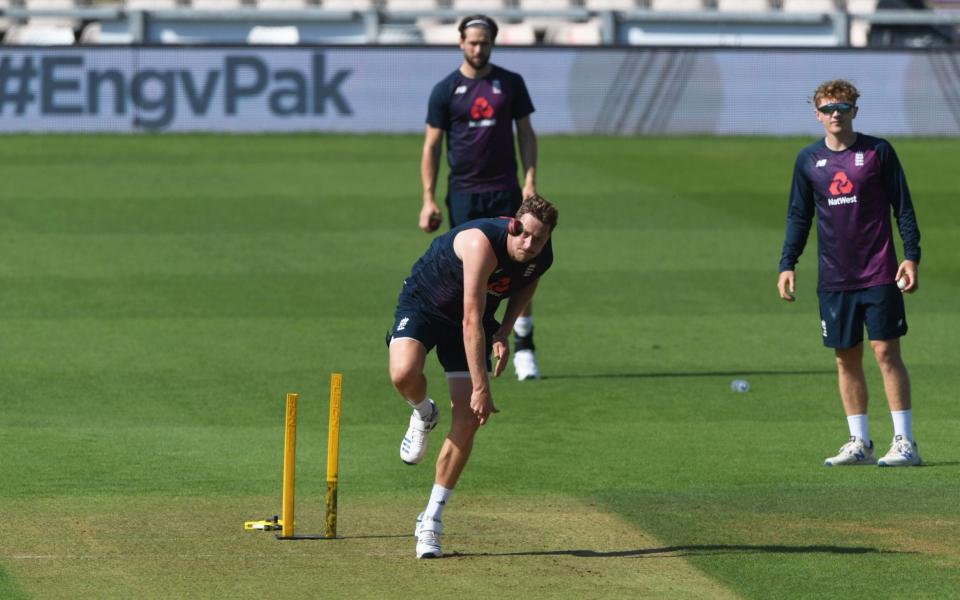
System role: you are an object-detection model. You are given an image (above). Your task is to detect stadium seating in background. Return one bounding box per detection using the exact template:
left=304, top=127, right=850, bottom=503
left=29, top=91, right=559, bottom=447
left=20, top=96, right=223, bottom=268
left=582, top=0, right=639, bottom=10
left=322, top=0, right=375, bottom=9
left=518, top=0, right=573, bottom=9
left=847, top=0, right=877, bottom=46
left=518, top=0, right=579, bottom=43
left=869, top=0, right=955, bottom=47
left=1, top=0, right=12, bottom=41
left=4, top=0, right=78, bottom=44
left=191, top=0, right=250, bottom=9
left=496, top=21, right=537, bottom=43
left=717, top=0, right=770, bottom=11
left=384, top=0, right=446, bottom=11
left=651, top=0, right=702, bottom=10
left=420, top=19, right=460, bottom=43
left=247, top=24, right=300, bottom=42
left=5, top=23, right=77, bottom=44
left=781, top=0, right=838, bottom=12
left=420, top=16, right=537, bottom=45
left=125, top=0, right=182, bottom=9
left=545, top=19, right=602, bottom=43
left=451, top=0, right=509, bottom=11
left=24, top=0, right=78, bottom=27
left=256, top=0, right=316, bottom=9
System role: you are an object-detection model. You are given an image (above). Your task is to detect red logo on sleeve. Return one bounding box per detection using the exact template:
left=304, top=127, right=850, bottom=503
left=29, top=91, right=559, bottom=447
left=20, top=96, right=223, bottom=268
left=470, top=97, right=494, bottom=120
left=829, top=171, right=854, bottom=195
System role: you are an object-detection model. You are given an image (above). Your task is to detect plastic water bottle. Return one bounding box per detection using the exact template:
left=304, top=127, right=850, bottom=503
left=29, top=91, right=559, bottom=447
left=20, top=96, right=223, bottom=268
left=731, top=379, right=750, bottom=393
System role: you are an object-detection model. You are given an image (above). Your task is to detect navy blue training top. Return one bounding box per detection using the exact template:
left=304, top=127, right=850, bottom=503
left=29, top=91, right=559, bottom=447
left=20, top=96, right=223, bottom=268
left=401, top=217, right=553, bottom=326
left=426, top=65, right=535, bottom=194
left=779, top=134, right=921, bottom=291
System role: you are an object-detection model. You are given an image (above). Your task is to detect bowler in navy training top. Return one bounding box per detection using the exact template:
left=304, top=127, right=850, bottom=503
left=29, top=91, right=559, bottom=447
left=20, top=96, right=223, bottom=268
left=777, top=79, right=923, bottom=468
left=418, top=14, right=543, bottom=382
left=387, top=196, right=558, bottom=559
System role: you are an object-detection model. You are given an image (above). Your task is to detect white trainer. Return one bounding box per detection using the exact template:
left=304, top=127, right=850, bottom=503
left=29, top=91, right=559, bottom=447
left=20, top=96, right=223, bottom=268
left=513, top=349, right=540, bottom=381
left=400, top=402, right=439, bottom=465
left=415, top=512, right=442, bottom=559
left=878, top=435, right=922, bottom=467
left=824, top=436, right=876, bottom=466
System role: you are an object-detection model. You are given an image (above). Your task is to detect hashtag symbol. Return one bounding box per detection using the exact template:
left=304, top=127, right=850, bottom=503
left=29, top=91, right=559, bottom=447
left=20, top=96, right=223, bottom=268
left=0, top=56, right=38, bottom=115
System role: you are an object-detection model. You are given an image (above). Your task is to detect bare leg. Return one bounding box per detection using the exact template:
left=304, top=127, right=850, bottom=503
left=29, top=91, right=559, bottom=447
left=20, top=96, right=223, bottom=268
left=835, top=343, right=868, bottom=416
left=520, top=301, right=532, bottom=318
left=434, top=376, right=481, bottom=489
left=870, top=338, right=911, bottom=412
left=389, top=339, right=428, bottom=405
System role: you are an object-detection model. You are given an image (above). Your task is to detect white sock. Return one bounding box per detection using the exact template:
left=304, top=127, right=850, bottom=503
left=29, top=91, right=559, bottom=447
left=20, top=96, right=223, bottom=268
left=513, top=316, right=533, bottom=338
left=423, top=484, right=452, bottom=522
left=409, top=396, right=434, bottom=420
left=847, top=414, right=870, bottom=444
left=891, top=409, right=913, bottom=440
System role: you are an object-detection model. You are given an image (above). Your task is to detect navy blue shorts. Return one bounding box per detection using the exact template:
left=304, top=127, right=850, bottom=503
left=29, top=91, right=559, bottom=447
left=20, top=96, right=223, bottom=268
left=446, top=189, right=523, bottom=228
left=386, top=301, right=498, bottom=373
left=817, top=284, right=907, bottom=349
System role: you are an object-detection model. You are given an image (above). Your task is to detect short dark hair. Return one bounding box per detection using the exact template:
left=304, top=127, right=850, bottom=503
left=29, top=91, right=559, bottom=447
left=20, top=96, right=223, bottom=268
left=458, top=14, right=499, bottom=42
left=516, top=194, right=558, bottom=231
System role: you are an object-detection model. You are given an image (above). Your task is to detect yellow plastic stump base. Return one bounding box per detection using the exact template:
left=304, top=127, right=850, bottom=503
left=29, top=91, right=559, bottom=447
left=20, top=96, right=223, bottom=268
left=244, top=517, right=283, bottom=531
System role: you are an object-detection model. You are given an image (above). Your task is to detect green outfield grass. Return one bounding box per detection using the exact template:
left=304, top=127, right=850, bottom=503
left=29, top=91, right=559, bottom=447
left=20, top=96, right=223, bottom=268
left=1, top=134, right=957, bottom=599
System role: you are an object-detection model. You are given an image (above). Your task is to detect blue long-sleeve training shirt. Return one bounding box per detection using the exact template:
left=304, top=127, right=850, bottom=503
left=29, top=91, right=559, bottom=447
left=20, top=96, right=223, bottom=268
left=779, top=133, right=921, bottom=292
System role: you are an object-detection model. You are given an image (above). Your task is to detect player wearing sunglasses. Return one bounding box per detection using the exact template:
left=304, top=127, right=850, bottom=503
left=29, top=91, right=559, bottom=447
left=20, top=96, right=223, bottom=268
left=777, top=79, right=923, bottom=467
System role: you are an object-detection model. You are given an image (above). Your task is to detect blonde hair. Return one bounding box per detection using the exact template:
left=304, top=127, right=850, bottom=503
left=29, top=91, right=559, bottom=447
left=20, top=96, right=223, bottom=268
left=813, top=79, right=860, bottom=106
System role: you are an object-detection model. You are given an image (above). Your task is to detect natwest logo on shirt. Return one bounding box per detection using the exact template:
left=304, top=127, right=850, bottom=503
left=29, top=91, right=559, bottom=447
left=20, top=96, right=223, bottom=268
left=469, top=96, right=496, bottom=128
left=829, top=171, right=854, bottom=195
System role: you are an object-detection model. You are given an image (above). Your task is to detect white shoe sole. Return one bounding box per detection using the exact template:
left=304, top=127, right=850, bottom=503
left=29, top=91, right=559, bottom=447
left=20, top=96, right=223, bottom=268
left=824, top=459, right=876, bottom=466
left=877, top=459, right=922, bottom=467
left=416, top=548, right=442, bottom=559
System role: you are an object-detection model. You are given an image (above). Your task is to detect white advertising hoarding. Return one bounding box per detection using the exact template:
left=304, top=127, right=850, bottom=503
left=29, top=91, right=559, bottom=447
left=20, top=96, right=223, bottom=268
left=0, top=47, right=957, bottom=135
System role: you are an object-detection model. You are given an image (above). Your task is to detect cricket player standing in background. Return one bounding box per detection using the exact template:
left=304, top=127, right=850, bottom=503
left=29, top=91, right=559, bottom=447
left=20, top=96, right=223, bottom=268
left=778, top=79, right=923, bottom=467
left=418, top=14, right=543, bottom=381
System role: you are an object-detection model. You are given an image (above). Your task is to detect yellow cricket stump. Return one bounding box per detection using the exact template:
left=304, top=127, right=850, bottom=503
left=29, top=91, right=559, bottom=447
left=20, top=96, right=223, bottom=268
left=325, top=373, right=343, bottom=539
left=278, top=392, right=299, bottom=539
left=244, top=375, right=343, bottom=540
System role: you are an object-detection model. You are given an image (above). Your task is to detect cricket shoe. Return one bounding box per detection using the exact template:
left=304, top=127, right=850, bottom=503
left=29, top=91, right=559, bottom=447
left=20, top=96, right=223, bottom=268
left=878, top=435, right=922, bottom=467
left=513, top=349, right=540, bottom=381
left=400, top=401, right=439, bottom=465
left=415, top=512, right=442, bottom=559
left=824, top=436, right=876, bottom=466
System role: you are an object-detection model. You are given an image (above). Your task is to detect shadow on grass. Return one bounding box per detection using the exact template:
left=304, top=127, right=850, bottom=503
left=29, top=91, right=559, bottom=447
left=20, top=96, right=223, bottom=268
left=277, top=533, right=411, bottom=540
left=457, top=543, right=902, bottom=558
left=541, top=369, right=835, bottom=381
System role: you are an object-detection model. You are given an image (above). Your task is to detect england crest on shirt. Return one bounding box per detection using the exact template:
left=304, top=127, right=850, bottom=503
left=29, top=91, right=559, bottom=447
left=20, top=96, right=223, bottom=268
left=855, top=152, right=864, bottom=167
left=492, top=80, right=502, bottom=95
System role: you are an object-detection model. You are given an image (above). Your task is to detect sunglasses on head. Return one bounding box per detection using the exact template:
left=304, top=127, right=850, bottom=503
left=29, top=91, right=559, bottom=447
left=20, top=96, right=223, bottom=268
left=818, top=102, right=855, bottom=115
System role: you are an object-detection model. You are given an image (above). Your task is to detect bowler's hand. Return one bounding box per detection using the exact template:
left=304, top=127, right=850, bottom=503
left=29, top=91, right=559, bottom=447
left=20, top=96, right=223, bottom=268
left=492, top=333, right=510, bottom=378
left=419, top=202, right=442, bottom=233
left=778, top=270, right=796, bottom=302
left=896, top=260, right=919, bottom=293
left=470, top=389, right=499, bottom=426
